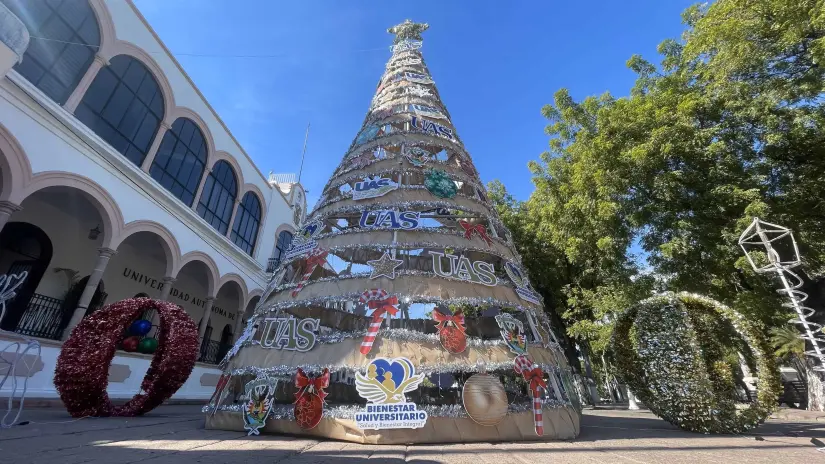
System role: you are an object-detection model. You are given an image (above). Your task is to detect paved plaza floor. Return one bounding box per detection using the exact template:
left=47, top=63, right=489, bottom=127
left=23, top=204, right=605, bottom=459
left=1, top=405, right=824, bottom=463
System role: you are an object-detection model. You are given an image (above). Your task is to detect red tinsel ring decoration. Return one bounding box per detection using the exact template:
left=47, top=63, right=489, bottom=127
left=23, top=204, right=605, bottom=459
left=54, top=297, right=199, bottom=417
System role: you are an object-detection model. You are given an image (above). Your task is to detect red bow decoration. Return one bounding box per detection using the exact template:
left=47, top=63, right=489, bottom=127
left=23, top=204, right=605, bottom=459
left=432, top=309, right=466, bottom=333
left=459, top=220, right=493, bottom=246
left=521, top=367, right=548, bottom=397
left=367, top=296, right=399, bottom=321
left=294, top=368, right=330, bottom=403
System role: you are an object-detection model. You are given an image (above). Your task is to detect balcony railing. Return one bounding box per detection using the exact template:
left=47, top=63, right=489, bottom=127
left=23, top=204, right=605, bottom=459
left=13, top=292, right=108, bottom=341
left=266, top=258, right=279, bottom=273
left=14, top=293, right=64, bottom=340
left=199, top=339, right=232, bottom=365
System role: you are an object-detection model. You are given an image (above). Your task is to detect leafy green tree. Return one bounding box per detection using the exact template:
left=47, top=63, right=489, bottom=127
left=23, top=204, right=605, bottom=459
left=491, top=0, right=825, bottom=380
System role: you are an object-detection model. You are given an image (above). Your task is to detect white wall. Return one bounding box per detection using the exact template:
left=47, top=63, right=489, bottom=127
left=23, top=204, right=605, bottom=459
left=7, top=195, right=100, bottom=300
left=104, top=0, right=297, bottom=268
left=0, top=340, right=222, bottom=400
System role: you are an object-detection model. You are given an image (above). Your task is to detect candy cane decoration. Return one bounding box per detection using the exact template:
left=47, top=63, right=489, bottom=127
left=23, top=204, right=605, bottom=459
left=292, top=248, right=328, bottom=298
left=359, top=289, right=399, bottom=355
left=514, top=354, right=546, bottom=436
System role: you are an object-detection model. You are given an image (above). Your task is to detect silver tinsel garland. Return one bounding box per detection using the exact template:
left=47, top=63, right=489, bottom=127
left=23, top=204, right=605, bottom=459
left=314, top=183, right=491, bottom=213
left=346, top=126, right=465, bottom=161
left=227, top=360, right=563, bottom=379
left=271, top=269, right=526, bottom=297
left=203, top=399, right=570, bottom=418
left=333, top=133, right=470, bottom=179
left=278, top=241, right=520, bottom=270
left=310, top=200, right=507, bottom=236
left=253, top=292, right=539, bottom=318
left=326, top=164, right=483, bottom=198
left=237, top=326, right=556, bottom=350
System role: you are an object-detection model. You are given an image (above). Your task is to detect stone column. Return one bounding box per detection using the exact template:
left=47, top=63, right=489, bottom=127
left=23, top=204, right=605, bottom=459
left=234, top=306, right=250, bottom=341
left=62, top=247, right=117, bottom=339
left=225, top=200, right=240, bottom=238
left=140, top=120, right=172, bottom=173
left=197, top=296, right=215, bottom=341
left=0, top=201, right=21, bottom=233
left=64, top=54, right=108, bottom=112
left=159, top=276, right=176, bottom=301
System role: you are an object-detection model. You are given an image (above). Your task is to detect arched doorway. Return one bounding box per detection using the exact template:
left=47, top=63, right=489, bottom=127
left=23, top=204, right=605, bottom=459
left=199, top=319, right=213, bottom=362
left=217, top=324, right=233, bottom=361
left=0, top=222, right=53, bottom=335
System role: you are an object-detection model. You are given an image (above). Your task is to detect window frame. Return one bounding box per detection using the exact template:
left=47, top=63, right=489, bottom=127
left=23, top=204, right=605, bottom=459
left=4, top=0, right=101, bottom=104
left=271, top=230, right=294, bottom=268
left=149, top=118, right=208, bottom=206
left=74, top=54, right=165, bottom=167
left=230, top=191, right=263, bottom=255
left=196, top=160, right=238, bottom=235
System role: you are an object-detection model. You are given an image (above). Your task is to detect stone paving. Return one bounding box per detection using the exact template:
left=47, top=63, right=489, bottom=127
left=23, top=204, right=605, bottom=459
left=1, top=405, right=823, bottom=463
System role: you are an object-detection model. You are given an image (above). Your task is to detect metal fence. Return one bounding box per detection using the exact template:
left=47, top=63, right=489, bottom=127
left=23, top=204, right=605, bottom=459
left=14, top=293, right=64, bottom=340
left=198, top=339, right=233, bottom=365
left=266, top=258, right=279, bottom=273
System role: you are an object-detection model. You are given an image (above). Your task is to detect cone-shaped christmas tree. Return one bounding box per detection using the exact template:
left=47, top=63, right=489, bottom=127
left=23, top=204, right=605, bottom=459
left=206, top=20, right=581, bottom=443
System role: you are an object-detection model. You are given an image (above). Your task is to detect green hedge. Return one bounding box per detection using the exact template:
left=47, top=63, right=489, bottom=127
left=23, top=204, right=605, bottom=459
left=611, top=292, right=780, bottom=433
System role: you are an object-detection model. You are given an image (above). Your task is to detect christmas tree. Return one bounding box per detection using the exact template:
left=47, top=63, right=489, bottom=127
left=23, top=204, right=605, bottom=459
left=206, top=20, right=581, bottom=444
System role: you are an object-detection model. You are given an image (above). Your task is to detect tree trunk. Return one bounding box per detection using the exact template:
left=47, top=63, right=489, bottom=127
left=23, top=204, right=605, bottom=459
left=579, top=343, right=601, bottom=407
left=627, top=389, right=642, bottom=410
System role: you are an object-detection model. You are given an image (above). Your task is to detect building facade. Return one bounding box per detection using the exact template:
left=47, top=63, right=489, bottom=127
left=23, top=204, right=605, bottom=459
left=0, top=0, right=303, bottom=399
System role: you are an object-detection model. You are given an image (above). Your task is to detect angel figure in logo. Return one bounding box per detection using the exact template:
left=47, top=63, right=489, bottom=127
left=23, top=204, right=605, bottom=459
left=355, top=358, right=424, bottom=404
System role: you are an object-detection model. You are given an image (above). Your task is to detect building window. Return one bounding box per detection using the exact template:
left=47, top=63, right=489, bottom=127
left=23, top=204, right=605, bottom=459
left=75, top=55, right=164, bottom=167
left=271, top=230, right=294, bottom=268
left=3, top=0, right=100, bottom=105
left=149, top=118, right=208, bottom=206
left=197, top=160, right=237, bottom=234
left=231, top=192, right=262, bottom=255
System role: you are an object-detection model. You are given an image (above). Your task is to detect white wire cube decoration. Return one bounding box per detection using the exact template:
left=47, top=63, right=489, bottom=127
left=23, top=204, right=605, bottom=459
left=0, top=271, right=43, bottom=427
left=738, top=218, right=825, bottom=371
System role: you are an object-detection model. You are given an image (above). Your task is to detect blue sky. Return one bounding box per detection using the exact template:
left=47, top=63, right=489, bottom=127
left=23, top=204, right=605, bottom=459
left=134, top=0, right=696, bottom=206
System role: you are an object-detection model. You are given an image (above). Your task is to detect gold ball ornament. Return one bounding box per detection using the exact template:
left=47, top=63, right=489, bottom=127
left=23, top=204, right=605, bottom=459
left=462, top=374, right=508, bottom=426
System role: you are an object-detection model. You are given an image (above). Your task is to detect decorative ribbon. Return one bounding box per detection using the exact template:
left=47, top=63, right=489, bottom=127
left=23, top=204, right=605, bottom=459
left=458, top=220, right=493, bottom=246
left=292, top=249, right=328, bottom=297
left=294, top=368, right=330, bottom=404
left=432, top=309, right=466, bottom=334
left=514, top=356, right=547, bottom=436
left=359, top=289, right=399, bottom=355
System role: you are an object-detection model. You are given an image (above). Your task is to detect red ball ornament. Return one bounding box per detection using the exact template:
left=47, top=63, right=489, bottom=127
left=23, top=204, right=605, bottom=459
left=294, top=368, right=329, bottom=430
left=294, top=393, right=324, bottom=430
left=122, top=336, right=140, bottom=352
left=54, top=297, right=199, bottom=417
left=432, top=308, right=467, bottom=354
left=440, top=324, right=467, bottom=354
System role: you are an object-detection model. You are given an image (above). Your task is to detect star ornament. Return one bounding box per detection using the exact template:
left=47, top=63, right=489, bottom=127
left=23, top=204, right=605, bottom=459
left=388, top=19, right=429, bottom=43
left=367, top=251, right=404, bottom=279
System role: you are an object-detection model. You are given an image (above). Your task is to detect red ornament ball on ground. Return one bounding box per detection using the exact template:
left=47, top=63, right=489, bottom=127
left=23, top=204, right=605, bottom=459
left=121, top=336, right=140, bottom=352
left=54, top=297, right=199, bottom=417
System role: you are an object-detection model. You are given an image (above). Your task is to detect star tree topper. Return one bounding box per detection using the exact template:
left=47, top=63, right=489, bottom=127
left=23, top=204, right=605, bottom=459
left=367, top=251, right=404, bottom=279
left=388, top=19, right=429, bottom=44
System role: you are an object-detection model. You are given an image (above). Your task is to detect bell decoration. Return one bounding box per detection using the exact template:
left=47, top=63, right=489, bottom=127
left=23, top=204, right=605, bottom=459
left=293, top=368, right=330, bottom=430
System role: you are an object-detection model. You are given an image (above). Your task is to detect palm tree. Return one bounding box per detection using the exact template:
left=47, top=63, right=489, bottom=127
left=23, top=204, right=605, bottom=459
left=771, top=325, right=808, bottom=407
